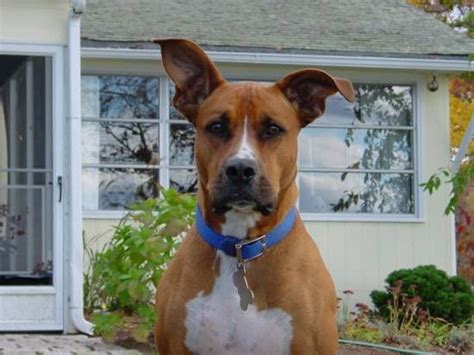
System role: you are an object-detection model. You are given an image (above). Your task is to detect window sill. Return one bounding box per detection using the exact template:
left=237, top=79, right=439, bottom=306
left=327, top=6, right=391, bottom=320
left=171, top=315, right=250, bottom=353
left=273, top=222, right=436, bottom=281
left=82, top=210, right=424, bottom=223
left=300, top=213, right=424, bottom=223
left=83, top=210, right=128, bottom=220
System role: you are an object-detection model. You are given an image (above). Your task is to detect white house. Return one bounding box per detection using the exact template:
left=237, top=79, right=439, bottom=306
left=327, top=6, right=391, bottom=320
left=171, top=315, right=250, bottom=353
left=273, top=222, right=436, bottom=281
left=0, top=0, right=473, bottom=333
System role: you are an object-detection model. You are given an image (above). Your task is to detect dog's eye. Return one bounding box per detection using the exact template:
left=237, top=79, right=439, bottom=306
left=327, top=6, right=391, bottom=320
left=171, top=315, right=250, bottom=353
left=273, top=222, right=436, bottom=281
left=262, top=124, right=284, bottom=139
left=206, top=121, right=228, bottom=138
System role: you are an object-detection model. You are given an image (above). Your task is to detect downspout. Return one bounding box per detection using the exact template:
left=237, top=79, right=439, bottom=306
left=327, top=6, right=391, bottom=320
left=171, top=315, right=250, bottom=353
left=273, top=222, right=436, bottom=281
left=68, top=0, right=93, bottom=335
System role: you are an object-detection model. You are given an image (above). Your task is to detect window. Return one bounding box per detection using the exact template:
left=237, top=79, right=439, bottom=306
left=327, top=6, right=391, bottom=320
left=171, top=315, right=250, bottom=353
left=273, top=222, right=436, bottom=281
left=81, top=76, right=418, bottom=219
left=298, top=84, right=416, bottom=217
left=81, top=76, right=161, bottom=210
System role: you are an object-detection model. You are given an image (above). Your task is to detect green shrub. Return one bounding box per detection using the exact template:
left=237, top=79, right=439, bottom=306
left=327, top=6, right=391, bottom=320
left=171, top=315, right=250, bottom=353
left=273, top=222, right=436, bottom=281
left=371, top=265, right=474, bottom=325
left=84, top=188, right=196, bottom=342
left=339, top=289, right=474, bottom=352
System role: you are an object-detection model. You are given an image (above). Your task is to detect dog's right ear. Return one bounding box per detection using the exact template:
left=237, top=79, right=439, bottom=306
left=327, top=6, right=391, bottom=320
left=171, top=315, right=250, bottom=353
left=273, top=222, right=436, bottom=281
left=154, top=39, right=225, bottom=123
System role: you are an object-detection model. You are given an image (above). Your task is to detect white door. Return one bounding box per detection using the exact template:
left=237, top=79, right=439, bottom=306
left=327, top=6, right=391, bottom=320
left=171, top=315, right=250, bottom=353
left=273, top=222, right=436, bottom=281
left=0, top=49, right=64, bottom=331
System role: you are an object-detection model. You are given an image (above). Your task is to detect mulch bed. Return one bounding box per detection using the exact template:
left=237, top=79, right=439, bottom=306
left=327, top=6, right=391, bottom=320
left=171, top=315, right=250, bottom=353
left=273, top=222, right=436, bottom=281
left=112, top=337, right=403, bottom=354
left=338, top=344, right=397, bottom=354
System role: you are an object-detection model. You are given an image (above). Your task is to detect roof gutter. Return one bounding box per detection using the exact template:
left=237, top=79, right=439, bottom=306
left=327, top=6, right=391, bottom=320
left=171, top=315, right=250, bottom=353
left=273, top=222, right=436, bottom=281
left=81, top=47, right=473, bottom=72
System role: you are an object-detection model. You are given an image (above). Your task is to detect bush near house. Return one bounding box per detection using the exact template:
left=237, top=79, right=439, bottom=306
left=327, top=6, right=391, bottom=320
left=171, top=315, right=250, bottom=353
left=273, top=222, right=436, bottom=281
left=84, top=188, right=196, bottom=344
left=339, top=265, right=474, bottom=352
left=370, top=265, right=474, bottom=325
left=339, top=293, right=474, bottom=353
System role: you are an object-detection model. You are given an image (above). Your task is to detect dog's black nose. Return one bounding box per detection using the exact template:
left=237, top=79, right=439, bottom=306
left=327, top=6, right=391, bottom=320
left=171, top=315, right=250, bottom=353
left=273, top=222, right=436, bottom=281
left=225, top=158, right=258, bottom=184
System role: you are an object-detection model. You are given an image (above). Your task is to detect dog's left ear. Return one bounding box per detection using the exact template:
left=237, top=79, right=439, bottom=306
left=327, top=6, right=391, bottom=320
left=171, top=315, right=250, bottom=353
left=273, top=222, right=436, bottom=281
left=154, top=38, right=225, bottom=123
left=276, top=69, right=355, bottom=127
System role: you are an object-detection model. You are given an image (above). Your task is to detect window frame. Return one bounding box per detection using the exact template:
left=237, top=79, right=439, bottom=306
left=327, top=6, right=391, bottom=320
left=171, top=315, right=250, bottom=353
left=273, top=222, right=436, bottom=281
left=81, top=74, right=163, bottom=214
left=81, top=66, right=423, bottom=222
left=298, top=82, right=423, bottom=222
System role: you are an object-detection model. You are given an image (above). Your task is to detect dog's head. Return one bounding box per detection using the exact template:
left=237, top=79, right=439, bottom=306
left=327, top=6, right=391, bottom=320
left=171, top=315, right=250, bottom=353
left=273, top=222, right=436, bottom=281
left=157, top=39, right=355, bottom=216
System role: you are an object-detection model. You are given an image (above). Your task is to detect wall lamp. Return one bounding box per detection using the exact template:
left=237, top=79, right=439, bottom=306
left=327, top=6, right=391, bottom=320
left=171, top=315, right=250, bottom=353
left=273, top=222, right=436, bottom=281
left=427, top=75, right=439, bottom=92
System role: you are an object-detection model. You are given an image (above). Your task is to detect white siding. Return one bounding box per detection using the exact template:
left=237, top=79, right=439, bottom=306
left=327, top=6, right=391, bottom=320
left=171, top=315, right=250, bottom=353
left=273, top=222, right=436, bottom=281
left=0, top=0, right=69, bottom=45
left=81, top=60, right=454, bottom=307
left=82, top=219, right=118, bottom=270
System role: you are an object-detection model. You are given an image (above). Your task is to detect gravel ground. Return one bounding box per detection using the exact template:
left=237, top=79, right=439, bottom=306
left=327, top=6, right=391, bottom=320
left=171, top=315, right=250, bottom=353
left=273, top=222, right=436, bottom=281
left=0, top=334, right=401, bottom=354
left=0, top=334, right=143, bottom=354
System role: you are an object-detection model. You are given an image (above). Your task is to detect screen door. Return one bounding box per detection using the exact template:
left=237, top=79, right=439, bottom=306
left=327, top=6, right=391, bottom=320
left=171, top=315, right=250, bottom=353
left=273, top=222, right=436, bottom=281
left=0, top=53, right=63, bottom=330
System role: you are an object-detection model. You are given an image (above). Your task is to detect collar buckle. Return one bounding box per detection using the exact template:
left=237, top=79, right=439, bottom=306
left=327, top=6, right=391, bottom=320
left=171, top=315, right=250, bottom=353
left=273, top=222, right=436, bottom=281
left=235, top=234, right=267, bottom=266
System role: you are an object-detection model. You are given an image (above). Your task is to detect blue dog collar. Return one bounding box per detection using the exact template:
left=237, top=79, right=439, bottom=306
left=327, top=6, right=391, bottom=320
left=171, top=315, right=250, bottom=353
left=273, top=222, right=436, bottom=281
left=196, top=206, right=297, bottom=264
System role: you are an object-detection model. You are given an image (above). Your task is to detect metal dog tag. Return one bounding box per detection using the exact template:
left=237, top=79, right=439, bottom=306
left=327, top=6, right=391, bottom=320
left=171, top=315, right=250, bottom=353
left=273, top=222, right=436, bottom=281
left=232, top=264, right=254, bottom=311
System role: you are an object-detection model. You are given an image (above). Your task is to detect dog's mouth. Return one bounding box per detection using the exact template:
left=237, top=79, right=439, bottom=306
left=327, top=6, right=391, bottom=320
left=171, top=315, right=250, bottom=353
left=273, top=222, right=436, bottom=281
left=232, top=200, right=256, bottom=209
left=213, top=199, right=274, bottom=215
left=212, top=194, right=260, bottom=214
left=226, top=199, right=259, bottom=213
left=211, top=179, right=276, bottom=216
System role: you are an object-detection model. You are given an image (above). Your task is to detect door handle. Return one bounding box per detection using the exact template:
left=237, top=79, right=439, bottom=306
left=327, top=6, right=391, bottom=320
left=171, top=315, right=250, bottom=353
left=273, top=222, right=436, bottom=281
left=57, top=176, right=63, bottom=202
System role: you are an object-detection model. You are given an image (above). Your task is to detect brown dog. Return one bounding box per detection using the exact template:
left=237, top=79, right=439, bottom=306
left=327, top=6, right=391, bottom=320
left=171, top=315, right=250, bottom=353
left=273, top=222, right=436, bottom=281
left=154, top=39, right=355, bottom=355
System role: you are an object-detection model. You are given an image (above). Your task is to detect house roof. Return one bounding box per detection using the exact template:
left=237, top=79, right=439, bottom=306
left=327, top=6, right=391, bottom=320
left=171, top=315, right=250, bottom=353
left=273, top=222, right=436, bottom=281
left=81, top=0, right=474, bottom=59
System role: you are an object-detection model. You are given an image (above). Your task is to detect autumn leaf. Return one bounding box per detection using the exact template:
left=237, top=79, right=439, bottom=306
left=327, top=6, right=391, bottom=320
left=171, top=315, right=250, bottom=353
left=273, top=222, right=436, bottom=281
left=450, top=84, right=474, bottom=154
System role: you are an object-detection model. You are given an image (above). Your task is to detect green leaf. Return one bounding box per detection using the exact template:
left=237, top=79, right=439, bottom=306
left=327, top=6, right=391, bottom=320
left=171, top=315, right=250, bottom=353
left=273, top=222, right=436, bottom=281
left=92, top=312, right=123, bottom=340
left=131, top=322, right=152, bottom=343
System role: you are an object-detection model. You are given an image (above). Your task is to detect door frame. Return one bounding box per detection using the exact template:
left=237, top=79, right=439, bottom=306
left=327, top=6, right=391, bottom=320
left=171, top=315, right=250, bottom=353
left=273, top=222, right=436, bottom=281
left=0, top=43, right=64, bottom=331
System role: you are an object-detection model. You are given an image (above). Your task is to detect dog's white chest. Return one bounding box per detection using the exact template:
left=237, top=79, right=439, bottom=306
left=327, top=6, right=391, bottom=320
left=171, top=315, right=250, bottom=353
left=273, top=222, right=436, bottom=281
left=184, top=252, right=293, bottom=355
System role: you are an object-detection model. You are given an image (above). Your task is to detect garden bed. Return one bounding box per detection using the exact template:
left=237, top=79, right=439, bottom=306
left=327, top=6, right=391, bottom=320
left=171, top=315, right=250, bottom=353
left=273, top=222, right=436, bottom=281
left=339, top=344, right=395, bottom=354
left=102, top=333, right=425, bottom=355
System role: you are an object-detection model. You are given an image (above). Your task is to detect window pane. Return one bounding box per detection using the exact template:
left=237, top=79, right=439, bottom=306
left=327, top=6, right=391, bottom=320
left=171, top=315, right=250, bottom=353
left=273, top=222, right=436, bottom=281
left=299, top=172, right=414, bottom=214
left=82, top=168, right=159, bottom=210
left=170, top=123, right=195, bottom=166
left=315, top=85, right=413, bottom=127
left=82, top=76, right=159, bottom=119
left=169, top=83, right=186, bottom=120
left=0, top=187, right=53, bottom=284
left=170, top=169, right=198, bottom=194
left=0, top=57, right=51, bottom=170
left=299, top=128, right=413, bottom=170
left=82, top=121, right=159, bottom=165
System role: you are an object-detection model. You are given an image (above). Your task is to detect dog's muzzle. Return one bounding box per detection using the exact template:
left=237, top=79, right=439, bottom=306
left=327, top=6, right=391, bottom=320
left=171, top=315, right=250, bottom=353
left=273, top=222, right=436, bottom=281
left=211, top=157, right=275, bottom=215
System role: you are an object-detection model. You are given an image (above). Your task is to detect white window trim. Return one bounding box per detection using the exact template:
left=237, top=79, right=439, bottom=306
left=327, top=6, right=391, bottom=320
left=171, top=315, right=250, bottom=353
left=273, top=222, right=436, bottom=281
left=81, top=74, right=164, bottom=213
left=81, top=65, right=424, bottom=223
left=83, top=209, right=128, bottom=219
left=300, top=81, right=423, bottom=223
left=159, top=77, right=170, bottom=189
left=81, top=74, right=197, bottom=217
